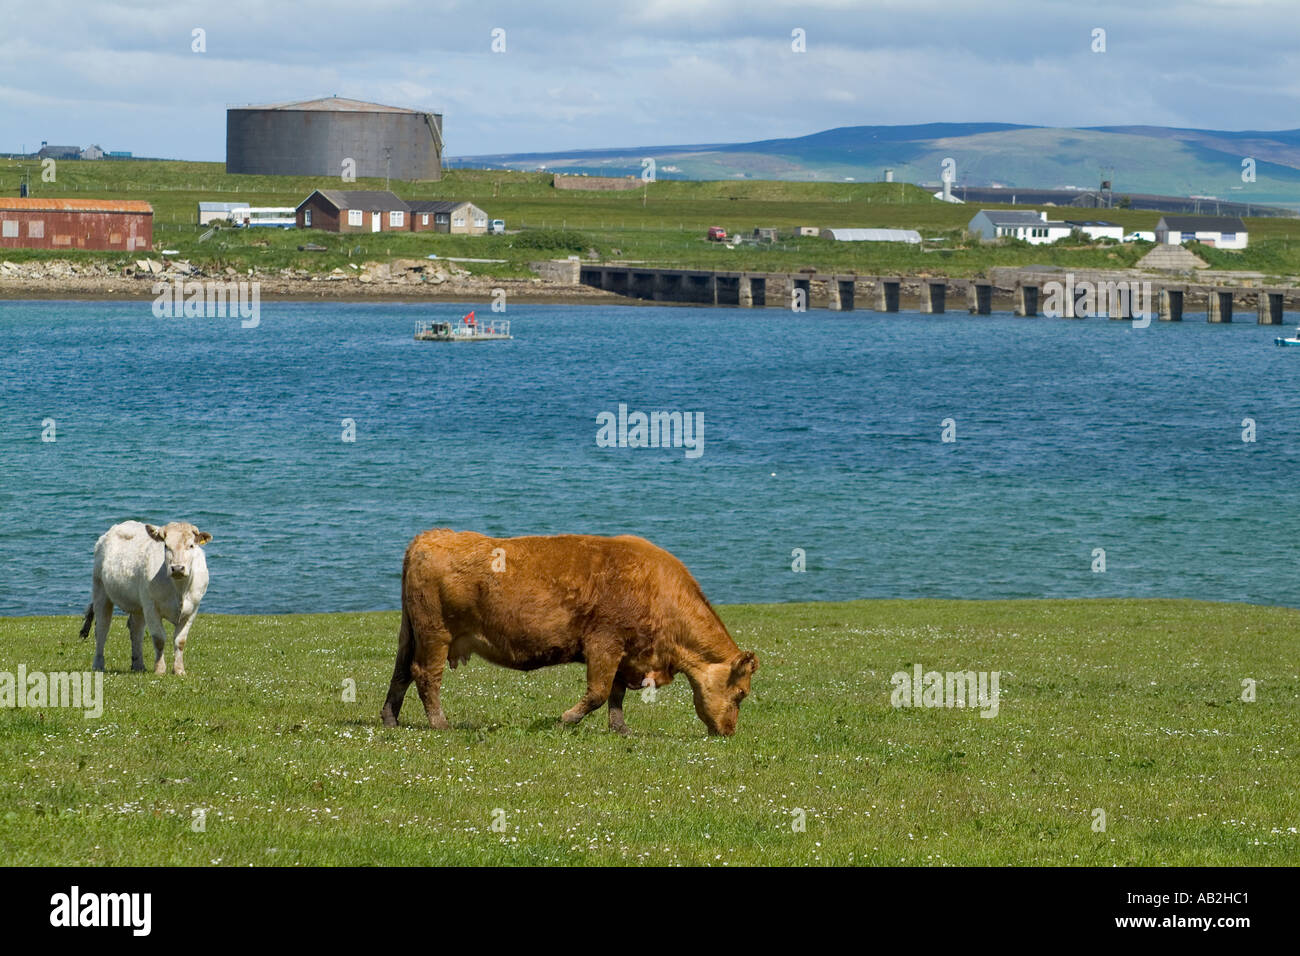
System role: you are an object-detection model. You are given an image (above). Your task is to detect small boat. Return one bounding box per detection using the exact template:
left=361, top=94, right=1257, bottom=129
left=415, top=311, right=511, bottom=342
left=1275, top=327, right=1300, bottom=346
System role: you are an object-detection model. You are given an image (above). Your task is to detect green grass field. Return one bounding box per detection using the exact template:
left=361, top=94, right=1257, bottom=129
left=1, top=599, right=1296, bottom=866
left=7, top=158, right=1300, bottom=280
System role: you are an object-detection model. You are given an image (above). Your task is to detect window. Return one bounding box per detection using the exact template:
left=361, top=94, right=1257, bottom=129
left=473, top=214, right=486, bottom=226
left=28, top=220, right=43, bottom=238
left=389, top=210, right=404, bottom=228
left=347, top=209, right=363, bottom=226
left=1221, top=232, right=1236, bottom=241
left=453, top=215, right=465, bottom=226
left=304, top=209, right=312, bottom=227
left=435, top=214, right=448, bottom=224
left=1, top=220, right=16, bottom=238
left=422, top=214, right=429, bottom=225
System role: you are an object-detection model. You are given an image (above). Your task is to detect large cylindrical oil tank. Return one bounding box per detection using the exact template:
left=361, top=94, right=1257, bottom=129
left=226, top=97, right=442, bottom=181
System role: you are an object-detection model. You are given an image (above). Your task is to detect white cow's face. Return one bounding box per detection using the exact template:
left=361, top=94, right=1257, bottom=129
left=146, top=522, right=212, bottom=580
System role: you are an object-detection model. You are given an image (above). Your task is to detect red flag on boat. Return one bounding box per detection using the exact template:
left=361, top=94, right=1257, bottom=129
left=465, top=310, right=476, bottom=326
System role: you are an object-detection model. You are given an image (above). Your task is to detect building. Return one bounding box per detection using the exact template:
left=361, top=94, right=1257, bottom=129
left=0, top=198, right=152, bottom=250
left=1155, top=215, right=1248, bottom=249
left=821, top=227, right=921, bottom=244
left=36, top=143, right=80, bottom=160
left=968, top=209, right=1072, bottom=244
left=107, top=151, right=132, bottom=159
left=1064, top=220, right=1124, bottom=241
left=407, top=200, right=489, bottom=234
left=294, top=190, right=410, bottom=232
left=198, top=201, right=250, bottom=225
left=80, top=145, right=105, bottom=160
left=227, top=97, right=442, bottom=181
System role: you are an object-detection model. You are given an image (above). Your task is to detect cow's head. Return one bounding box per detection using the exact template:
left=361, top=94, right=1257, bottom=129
left=691, top=650, right=758, bottom=736
left=145, top=522, right=212, bottom=580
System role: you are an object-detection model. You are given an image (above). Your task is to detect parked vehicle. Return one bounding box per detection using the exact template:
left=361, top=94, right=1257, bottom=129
left=489, top=219, right=506, bottom=234
left=707, top=226, right=728, bottom=241
left=1124, top=231, right=1156, bottom=243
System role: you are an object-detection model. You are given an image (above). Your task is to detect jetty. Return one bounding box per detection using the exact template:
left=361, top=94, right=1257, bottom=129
left=573, top=263, right=1300, bottom=323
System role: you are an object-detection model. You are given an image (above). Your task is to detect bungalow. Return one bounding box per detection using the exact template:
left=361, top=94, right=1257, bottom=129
left=295, top=189, right=410, bottom=233
left=1155, top=215, right=1248, bottom=249
left=407, top=200, right=490, bottom=235
left=968, top=210, right=1072, bottom=245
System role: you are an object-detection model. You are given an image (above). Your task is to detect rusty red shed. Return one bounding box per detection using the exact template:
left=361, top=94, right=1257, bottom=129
left=0, top=198, right=153, bottom=252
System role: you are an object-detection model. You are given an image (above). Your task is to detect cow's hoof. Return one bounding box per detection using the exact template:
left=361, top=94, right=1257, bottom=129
left=610, top=722, right=631, bottom=737
left=92, top=661, right=105, bottom=673
left=560, top=710, right=584, bottom=726
left=174, top=668, right=186, bottom=677
left=130, top=662, right=145, bottom=673
left=154, top=664, right=167, bottom=676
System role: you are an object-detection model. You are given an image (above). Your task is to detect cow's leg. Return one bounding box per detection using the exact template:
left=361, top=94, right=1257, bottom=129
left=127, top=612, right=146, bottom=672
left=381, top=608, right=416, bottom=728
left=144, top=606, right=169, bottom=675
left=562, top=645, right=620, bottom=727
left=172, top=615, right=195, bottom=676
left=607, top=680, right=630, bottom=736
left=91, top=584, right=113, bottom=673
left=410, top=630, right=452, bottom=730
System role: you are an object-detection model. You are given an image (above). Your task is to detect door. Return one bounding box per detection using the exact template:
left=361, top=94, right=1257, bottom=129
left=371, top=211, right=381, bottom=232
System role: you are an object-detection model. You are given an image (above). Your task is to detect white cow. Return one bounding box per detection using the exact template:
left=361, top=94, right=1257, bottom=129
left=80, top=521, right=211, bottom=675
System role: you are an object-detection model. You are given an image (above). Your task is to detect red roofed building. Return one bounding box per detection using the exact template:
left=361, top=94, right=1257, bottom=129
left=0, top=198, right=153, bottom=251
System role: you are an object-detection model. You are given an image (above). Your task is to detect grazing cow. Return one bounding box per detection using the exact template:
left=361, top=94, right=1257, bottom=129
left=381, top=530, right=758, bottom=736
left=80, top=521, right=211, bottom=675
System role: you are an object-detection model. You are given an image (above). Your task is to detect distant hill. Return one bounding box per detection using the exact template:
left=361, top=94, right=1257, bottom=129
left=454, top=123, right=1300, bottom=206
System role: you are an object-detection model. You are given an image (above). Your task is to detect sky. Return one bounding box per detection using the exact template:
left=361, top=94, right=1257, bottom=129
left=2, top=0, right=1299, bottom=160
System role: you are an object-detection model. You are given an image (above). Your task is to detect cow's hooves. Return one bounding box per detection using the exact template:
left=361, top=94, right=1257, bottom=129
left=610, top=723, right=630, bottom=736
left=428, top=717, right=451, bottom=730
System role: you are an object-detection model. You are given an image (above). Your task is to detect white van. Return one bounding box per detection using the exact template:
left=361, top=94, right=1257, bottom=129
left=489, top=219, right=506, bottom=234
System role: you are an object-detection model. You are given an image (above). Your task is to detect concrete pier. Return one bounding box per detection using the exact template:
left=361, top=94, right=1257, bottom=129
left=1258, top=291, right=1284, bottom=325
left=738, top=276, right=753, bottom=308
left=1107, top=284, right=1134, bottom=321
left=967, top=282, right=992, bottom=315
left=874, top=277, right=900, bottom=312
left=1208, top=289, right=1233, bottom=323
left=919, top=280, right=946, bottom=314
left=1159, top=287, right=1184, bottom=322
left=1015, top=283, right=1039, bottom=317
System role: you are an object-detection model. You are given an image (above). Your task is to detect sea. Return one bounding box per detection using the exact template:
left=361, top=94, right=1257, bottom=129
left=1, top=298, right=1298, bottom=615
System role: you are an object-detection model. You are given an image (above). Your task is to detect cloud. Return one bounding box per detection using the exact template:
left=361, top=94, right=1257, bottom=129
left=0, top=0, right=1297, bottom=159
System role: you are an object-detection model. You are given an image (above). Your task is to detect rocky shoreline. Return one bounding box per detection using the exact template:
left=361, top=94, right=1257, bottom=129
left=0, top=257, right=623, bottom=304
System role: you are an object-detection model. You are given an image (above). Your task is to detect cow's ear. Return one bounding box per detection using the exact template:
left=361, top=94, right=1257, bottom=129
left=729, top=651, right=758, bottom=684
left=144, top=524, right=166, bottom=541
left=195, top=531, right=212, bottom=545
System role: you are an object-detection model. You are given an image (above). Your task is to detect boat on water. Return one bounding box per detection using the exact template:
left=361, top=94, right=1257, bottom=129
left=415, top=311, right=511, bottom=342
left=1275, top=327, right=1300, bottom=346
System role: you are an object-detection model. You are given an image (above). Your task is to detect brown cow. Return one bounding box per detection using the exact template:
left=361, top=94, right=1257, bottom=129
left=380, top=530, right=758, bottom=736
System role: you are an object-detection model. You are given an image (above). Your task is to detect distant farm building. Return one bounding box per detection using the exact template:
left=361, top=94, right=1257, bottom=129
left=968, top=210, right=1071, bottom=244
left=37, top=143, right=80, bottom=160
left=0, top=198, right=152, bottom=251
left=198, top=201, right=250, bottom=225
left=552, top=174, right=641, bottom=191
left=80, top=145, right=104, bottom=160
left=796, top=226, right=820, bottom=237
left=821, top=227, right=921, bottom=243
left=1155, top=215, right=1248, bottom=249
left=226, top=97, right=443, bottom=181
left=408, top=200, right=489, bottom=234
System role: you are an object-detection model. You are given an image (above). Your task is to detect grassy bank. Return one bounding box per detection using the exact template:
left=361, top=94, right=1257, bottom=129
left=1, top=599, right=1296, bottom=866
left=7, top=159, right=1300, bottom=280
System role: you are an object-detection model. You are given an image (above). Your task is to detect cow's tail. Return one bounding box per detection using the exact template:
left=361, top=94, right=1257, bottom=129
left=79, top=603, right=94, bottom=639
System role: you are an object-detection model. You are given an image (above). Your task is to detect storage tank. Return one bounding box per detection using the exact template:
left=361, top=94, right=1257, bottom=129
left=226, top=97, right=442, bottom=181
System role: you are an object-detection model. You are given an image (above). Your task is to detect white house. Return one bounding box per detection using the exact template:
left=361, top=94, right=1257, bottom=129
left=968, top=210, right=1072, bottom=245
left=1065, top=220, right=1124, bottom=241
left=1155, top=215, right=1248, bottom=250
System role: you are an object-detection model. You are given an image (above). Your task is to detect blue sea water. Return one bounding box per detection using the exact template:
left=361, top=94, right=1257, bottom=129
left=1, top=299, right=1298, bottom=615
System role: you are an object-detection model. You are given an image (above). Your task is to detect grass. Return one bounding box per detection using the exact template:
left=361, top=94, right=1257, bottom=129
left=1, top=598, right=1297, bottom=866
left=6, top=158, right=1300, bottom=280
